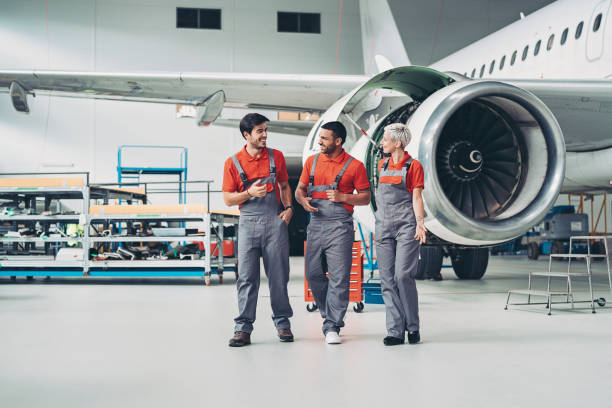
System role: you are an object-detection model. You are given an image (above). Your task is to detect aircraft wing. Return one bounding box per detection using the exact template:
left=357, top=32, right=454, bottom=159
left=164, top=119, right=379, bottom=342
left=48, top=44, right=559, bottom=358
left=506, top=79, right=612, bottom=152
left=3, top=71, right=611, bottom=150
left=213, top=118, right=316, bottom=136
left=0, top=70, right=368, bottom=112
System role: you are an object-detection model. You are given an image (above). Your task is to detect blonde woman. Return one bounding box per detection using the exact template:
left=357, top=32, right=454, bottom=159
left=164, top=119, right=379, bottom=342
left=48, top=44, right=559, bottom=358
left=375, top=123, right=426, bottom=346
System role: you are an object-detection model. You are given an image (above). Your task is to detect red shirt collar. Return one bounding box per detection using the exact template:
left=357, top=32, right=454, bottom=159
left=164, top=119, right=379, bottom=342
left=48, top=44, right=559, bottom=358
left=388, top=151, right=411, bottom=167
left=242, top=145, right=269, bottom=162
left=320, top=149, right=347, bottom=163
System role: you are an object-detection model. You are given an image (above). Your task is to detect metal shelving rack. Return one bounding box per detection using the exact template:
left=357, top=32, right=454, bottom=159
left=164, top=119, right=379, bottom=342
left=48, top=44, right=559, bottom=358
left=87, top=203, right=239, bottom=285
left=0, top=173, right=150, bottom=276
left=0, top=174, right=238, bottom=285
left=0, top=172, right=90, bottom=276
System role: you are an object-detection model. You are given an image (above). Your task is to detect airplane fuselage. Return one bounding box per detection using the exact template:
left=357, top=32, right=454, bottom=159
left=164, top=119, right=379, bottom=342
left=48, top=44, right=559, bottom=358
left=432, top=0, right=612, bottom=81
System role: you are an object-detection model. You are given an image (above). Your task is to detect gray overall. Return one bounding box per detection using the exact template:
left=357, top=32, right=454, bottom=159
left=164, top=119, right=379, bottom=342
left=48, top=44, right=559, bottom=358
left=375, top=156, right=420, bottom=336
left=305, top=153, right=355, bottom=335
left=231, top=148, right=293, bottom=334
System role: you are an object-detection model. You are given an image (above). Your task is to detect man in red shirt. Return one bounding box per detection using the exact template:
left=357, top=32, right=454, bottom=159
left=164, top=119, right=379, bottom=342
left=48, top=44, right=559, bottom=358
left=295, top=121, right=371, bottom=344
left=222, top=113, right=294, bottom=347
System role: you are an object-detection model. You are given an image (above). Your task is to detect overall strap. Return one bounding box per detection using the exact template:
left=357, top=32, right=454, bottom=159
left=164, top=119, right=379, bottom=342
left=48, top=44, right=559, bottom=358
left=402, top=157, right=414, bottom=184
left=404, top=157, right=414, bottom=171
left=309, top=153, right=320, bottom=186
left=268, top=148, right=276, bottom=176
left=332, top=157, right=354, bottom=188
left=231, top=155, right=248, bottom=184
left=382, top=156, right=391, bottom=171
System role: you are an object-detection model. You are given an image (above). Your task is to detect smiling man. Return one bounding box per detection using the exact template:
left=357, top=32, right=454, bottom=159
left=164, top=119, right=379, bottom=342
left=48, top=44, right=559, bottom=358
left=295, top=121, right=371, bottom=344
left=222, top=113, right=295, bottom=347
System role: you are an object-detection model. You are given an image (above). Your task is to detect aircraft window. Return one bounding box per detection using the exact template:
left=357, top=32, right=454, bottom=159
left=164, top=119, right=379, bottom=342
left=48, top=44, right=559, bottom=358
left=479, top=64, right=485, bottom=78
left=499, top=55, right=506, bottom=70
left=593, top=13, right=602, bottom=32
left=575, top=21, right=584, bottom=39
left=561, top=28, right=568, bottom=45
left=534, top=40, right=541, bottom=56
left=522, top=45, right=529, bottom=61
left=177, top=8, right=221, bottom=29
left=471, top=68, right=476, bottom=78
left=510, top=50, right=517, bottom=65
left=547, top=34, right=554, bottom=50
left=278, top=12, right=321, bottom=33
left=489, top=60, right=495, bottom=74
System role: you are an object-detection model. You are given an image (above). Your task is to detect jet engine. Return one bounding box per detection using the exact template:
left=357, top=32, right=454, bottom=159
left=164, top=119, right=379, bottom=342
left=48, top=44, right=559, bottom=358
left=302, top=66, right=565, bottom=279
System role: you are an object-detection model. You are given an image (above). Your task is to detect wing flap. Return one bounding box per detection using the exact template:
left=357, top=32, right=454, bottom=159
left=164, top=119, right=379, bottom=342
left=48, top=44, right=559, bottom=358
left=0, top=70, right=368, bottom=112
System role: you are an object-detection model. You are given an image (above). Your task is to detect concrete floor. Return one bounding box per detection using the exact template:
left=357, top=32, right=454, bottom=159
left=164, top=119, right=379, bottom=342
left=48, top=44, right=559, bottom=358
left=1, top=256, right=611, bottom=408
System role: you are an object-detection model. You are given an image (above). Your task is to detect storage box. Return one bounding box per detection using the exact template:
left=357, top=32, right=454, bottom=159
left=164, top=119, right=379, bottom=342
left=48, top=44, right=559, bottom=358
left=363, top=282, right=384, bottom=304
left=209, top=240, right=235, bottom=257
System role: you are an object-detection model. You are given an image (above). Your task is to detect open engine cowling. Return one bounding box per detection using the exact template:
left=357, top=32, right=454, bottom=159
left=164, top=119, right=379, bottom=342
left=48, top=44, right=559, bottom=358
left=303, top=66, right=566, bottom=246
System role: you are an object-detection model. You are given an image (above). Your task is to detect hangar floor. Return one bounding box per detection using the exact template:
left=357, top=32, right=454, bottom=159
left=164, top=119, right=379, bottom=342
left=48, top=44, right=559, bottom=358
left=1, top=256, right=611, bottom=407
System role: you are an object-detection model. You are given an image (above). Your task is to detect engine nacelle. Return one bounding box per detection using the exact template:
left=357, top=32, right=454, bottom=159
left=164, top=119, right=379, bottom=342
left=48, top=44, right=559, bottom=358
left=303, top=66, right=566, bottom=246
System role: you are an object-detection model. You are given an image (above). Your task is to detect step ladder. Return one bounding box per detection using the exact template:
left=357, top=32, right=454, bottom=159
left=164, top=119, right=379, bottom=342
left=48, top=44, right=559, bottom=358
left=505, top=235, right=610, bottom=315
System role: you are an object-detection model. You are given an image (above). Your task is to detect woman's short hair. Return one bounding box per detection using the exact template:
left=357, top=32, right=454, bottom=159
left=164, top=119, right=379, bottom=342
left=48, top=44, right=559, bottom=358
left=384, top=123, right=412, bottom=147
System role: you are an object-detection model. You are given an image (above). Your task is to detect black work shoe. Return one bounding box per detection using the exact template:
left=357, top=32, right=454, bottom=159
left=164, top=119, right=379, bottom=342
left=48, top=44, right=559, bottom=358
left=228, top=331, right=251, bottom=347
left=278, top=328, right=294, bottom=342
left=383, top=336, right=405, bottom=346
left=408, top=331, right=421, bottom=344
left=431, top=273, right=443, bottom=281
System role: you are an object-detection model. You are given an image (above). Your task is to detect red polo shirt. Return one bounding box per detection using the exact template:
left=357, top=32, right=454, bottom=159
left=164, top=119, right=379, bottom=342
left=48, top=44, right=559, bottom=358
left=299, top=150, right=370, bottom=213
left=222, top=146, right=288, bottom=204
left=377, top=151, right=424, bottom=194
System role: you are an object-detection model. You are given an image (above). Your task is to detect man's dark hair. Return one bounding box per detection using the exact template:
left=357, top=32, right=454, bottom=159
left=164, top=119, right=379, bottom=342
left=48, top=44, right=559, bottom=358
left=239, top=113, right=269, bottom=138
left=321, top=121, right=347, bottom=145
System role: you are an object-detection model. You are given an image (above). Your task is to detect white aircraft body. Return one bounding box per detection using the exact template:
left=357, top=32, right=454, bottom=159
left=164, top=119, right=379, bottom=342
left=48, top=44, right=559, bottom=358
left=1, top=0, right=611, bottom=278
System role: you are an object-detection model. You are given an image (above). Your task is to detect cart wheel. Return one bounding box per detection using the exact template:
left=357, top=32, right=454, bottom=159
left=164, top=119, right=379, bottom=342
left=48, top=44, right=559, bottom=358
left=353, top=302, right=364, bottom=313
left=596, top=297, right=606, bottom=307
left=306, top=303, right=318, bottom=312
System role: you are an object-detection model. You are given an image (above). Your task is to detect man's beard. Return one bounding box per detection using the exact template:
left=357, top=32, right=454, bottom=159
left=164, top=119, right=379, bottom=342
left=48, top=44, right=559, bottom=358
left=320, top=145, right=333, bottom=154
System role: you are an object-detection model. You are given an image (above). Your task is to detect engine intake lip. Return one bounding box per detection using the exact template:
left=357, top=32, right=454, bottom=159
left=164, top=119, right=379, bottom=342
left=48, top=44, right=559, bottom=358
left=419, top=81, right=565, bottom=241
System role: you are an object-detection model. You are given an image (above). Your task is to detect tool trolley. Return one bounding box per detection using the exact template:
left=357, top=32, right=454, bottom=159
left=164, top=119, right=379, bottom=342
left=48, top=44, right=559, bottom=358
left=304, top=240, right=365, bottom=313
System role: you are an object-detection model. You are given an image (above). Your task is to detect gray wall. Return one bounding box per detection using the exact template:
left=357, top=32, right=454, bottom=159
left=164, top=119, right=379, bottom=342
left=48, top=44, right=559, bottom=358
left=1, top=0, right=363, bottom=73
left=0, top=0, right=362, bottom=207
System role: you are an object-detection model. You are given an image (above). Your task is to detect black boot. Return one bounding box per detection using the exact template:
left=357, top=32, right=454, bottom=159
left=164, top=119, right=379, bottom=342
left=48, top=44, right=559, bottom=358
left=383, top=336, right=405, bottom=346
left=408, top=331, right=421, bottom=344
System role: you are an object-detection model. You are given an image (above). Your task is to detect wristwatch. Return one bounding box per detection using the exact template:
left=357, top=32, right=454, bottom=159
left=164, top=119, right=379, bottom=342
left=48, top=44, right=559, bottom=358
left=285, top=205, right=294, bottom=211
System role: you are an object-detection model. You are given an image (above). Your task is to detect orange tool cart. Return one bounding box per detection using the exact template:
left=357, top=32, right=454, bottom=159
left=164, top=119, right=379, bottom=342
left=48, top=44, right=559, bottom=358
left=304, top=241, right=365, bottom=313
